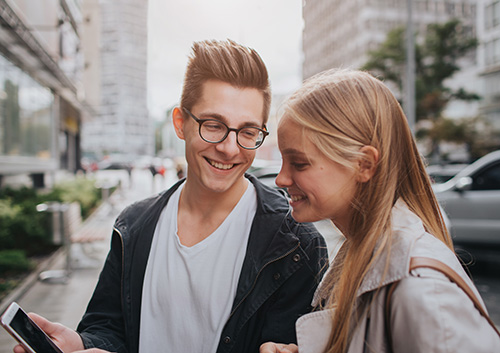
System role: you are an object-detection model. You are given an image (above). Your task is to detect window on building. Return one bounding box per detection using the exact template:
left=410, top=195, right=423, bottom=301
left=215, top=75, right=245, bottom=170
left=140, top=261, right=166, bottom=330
left=486, top=1, right=500, bottom=29
left=0, top=55, right=54, bottom=159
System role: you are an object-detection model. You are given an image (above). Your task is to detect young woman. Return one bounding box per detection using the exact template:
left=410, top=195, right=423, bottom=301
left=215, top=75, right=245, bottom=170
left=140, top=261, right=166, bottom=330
left=261, top=69, right=500, bottom=353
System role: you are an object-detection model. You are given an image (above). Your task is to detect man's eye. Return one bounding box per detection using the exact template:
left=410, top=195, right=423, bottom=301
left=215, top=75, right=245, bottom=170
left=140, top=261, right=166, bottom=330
left=204, top=122, right=224, bottom=131
left=241, top=129, right=258, bottom=138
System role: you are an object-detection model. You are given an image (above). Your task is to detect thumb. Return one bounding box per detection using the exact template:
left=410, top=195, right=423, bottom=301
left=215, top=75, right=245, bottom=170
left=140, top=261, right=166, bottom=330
left=27, top=313, right=60, bottom=336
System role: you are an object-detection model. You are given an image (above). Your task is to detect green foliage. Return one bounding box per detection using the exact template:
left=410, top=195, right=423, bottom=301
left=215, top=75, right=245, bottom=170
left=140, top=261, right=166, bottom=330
left=363, top=27, right=407, bottom=94
left=0, top=187, right=53, bottom=255
left=46, top=177, right=101, bottom=218
left=362, top=19, right=479, bottom=121
left=0, top=177, right=102, bottom=256
left=417, top=116, right=500, bottom=161
left=0, top=177, right=103, bottom=299
left=0, top=250, right=34, bottom=276
left=0, top=250, right=34, bottom=299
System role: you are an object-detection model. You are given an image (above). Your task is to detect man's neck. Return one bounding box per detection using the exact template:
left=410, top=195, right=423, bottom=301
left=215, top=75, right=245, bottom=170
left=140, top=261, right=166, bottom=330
left=176, top=177, right=249, bottom=246
left=180, top=177, right=248, bottom=214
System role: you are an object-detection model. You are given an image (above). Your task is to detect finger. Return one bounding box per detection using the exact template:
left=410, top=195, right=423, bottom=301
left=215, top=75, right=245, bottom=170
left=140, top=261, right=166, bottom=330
left=13, top=344, right=27, bottom=353
left=281, top=344, right=299, bottom=353
left=27, top=313, right=55, bottom=334
left=259, top=342, right=278, bottom=353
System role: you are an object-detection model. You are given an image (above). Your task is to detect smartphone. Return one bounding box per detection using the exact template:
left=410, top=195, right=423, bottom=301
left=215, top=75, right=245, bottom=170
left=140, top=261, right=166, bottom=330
left=0, top=302, right=63, bottom=353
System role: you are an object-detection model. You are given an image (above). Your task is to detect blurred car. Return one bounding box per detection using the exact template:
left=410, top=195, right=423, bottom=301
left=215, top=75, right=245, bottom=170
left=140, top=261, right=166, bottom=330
left=97, top=153, right=134, bottom=170
left=248, top=163, right=282, bottom=189
left=426, top=163, right=468, bottom=184
left=433, top=150, right=500, bottom=247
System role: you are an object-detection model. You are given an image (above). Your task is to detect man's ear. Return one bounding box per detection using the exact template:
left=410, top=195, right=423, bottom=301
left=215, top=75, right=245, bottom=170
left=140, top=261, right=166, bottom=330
left=357, top=146, right=379, bottom=183
left=172, top=107, right=185, bottom=140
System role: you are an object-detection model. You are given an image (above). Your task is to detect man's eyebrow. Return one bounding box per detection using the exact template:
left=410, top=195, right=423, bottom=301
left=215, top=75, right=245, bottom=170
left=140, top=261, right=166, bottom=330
left=198, top=112, right=263, bottom=127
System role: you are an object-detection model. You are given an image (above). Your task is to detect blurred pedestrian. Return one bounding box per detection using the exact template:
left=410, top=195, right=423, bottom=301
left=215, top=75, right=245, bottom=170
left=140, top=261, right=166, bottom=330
left=14, top=39, right=327, bottom=353
left=176, top=164, right=185, bottom=179
left=260, top=69, right=500, bottom=353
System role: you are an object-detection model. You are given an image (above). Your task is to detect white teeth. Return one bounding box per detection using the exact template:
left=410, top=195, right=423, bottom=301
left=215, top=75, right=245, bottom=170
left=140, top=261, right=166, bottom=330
left=209, top=159, right=234, bottom=170
left=291, top=195, right=305, bottom=202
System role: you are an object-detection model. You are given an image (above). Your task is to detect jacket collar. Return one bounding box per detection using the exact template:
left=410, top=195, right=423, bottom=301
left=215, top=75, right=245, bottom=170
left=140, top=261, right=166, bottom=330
left=357, top=200, right=425, bottom=296
left=313, top=201, right=425, bottom=305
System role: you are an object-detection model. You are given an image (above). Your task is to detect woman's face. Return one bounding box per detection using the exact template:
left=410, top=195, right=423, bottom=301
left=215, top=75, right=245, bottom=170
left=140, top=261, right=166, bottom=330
left=276, top=116, right=358, bottom=234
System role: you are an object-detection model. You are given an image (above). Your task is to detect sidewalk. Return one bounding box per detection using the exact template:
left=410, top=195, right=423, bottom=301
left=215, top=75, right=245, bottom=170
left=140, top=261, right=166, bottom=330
left=0, top=169, right=347, bottom=352
left=0, top=169, right=175, bottom=353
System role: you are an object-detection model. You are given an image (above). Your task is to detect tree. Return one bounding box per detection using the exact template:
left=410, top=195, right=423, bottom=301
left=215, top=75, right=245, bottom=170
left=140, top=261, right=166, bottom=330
left=364, top=19, right=478, bottom=121
left=362, top=19, right=480, bottom=160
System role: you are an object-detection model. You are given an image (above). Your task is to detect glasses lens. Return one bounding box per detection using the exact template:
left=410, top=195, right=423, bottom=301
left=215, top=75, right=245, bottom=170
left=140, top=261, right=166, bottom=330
left=238, top=128, right=264, bottom=149
left=200, top=120, right=227, bottom=143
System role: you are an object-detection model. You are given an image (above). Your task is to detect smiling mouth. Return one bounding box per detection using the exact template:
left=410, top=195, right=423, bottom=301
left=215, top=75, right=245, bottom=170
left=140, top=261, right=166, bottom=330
left=290, top=195, right=305, bottom=202
left=206, top=158, right=235, bottom=170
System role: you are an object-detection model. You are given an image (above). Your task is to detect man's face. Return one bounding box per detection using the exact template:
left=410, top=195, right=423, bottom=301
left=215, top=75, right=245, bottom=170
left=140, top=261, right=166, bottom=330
left=177, top=79, right=265, bottom=195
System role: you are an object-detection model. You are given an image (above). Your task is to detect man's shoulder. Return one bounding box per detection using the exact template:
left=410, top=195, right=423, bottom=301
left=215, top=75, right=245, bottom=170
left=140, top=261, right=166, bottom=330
left=246, top=173, right=289, bottom=212
left=116, top=181, right=181, bottom=227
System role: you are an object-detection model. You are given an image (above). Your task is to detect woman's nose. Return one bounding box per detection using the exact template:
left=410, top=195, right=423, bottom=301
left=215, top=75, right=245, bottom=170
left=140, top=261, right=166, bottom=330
left=275, top=167, right=291, bottom=188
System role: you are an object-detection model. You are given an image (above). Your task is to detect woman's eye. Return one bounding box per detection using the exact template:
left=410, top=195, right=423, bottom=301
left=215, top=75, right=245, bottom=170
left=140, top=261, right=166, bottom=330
left=292, top=163, right=308, bottom=170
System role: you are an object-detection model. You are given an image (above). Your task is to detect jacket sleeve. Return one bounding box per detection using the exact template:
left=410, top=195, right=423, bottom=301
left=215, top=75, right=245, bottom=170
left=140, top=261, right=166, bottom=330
left=76, top=229, right=129, bottom=353
left=260, top=222, right=329, bottom=345
left=390, top=268, right=500, bottom=353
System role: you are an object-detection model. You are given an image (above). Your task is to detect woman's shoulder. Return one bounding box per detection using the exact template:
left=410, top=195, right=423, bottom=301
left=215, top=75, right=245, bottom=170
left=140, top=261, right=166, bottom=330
left=390, top=263, right=500, bottom=351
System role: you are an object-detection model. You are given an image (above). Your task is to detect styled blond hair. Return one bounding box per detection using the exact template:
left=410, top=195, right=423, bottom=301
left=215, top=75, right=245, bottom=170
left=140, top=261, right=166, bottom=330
left=282, top=68, right=452, bottom=352
left=180, top=39, right=271, bottom=124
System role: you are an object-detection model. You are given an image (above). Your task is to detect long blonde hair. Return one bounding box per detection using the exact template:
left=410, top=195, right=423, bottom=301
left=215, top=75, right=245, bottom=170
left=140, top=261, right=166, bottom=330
left=282, top=69, right=452, bottom=352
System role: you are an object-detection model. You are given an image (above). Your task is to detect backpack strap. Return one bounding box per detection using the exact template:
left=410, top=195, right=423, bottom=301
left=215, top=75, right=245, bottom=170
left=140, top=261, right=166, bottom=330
left=385, top=256, right=500, bottom=352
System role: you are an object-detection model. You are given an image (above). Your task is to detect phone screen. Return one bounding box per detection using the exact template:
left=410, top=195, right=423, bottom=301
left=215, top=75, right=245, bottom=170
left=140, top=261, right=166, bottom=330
left=3, top=305, right=62, bottom=353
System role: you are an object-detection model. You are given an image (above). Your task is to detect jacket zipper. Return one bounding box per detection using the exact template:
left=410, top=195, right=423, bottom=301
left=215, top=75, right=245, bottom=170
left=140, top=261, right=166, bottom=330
left=227, top=242, right=300, bottom=320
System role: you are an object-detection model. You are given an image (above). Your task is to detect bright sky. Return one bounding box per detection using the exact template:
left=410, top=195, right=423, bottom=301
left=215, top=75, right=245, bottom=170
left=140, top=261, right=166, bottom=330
left=147, top=0, right=304, bottom=120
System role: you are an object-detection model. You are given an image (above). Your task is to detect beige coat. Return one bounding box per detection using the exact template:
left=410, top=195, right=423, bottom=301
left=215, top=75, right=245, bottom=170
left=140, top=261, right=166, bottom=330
left=296, top=201, right=500, bottom=353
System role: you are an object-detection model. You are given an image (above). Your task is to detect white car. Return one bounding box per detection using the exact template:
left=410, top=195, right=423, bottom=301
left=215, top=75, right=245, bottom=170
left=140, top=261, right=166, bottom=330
left=433, top=150, right=500, bottom=247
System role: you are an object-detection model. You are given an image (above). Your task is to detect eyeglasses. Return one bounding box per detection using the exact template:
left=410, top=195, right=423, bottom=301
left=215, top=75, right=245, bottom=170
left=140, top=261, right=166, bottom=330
left=183, top=108, right=269, bottom=150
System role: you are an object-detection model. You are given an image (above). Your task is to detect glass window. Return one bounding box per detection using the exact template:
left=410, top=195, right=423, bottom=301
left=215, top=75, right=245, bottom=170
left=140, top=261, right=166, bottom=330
left=0, top=54, right=54, bottom=158
left=472, top=163, right=500, bottom=190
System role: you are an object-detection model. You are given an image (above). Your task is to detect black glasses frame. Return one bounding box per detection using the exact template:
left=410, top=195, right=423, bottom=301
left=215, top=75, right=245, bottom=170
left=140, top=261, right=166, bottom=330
left=182, top=108, right=269, bottom=150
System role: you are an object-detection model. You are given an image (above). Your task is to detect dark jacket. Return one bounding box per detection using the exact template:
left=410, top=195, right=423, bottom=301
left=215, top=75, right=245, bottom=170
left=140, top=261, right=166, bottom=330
left=78, top=174, right=328, bottom=353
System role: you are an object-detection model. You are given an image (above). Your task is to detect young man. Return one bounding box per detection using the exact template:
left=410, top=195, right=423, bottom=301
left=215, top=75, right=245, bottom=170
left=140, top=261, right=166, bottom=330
left=15, top=39, right=327, bottom=353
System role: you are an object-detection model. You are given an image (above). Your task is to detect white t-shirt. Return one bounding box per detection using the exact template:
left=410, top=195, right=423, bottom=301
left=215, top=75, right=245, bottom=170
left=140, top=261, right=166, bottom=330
left=139, top=180, right=257, bottom=353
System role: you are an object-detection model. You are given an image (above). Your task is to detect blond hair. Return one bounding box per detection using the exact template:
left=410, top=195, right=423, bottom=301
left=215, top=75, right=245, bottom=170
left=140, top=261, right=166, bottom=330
left=282, top=69, right=452, bottom=352
left=180, top=39, right=271, bottom=124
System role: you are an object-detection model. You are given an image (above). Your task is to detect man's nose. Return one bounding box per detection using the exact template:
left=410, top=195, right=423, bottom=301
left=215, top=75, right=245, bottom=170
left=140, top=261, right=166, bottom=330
left=215, top=130, right=240, bottom=155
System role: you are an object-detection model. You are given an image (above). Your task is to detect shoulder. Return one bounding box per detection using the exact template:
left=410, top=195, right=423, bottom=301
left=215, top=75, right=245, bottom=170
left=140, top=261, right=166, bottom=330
left=389, top=258, right=500, bottom=351
left=114, top=181, right=181, bottom=233
left=247, top=173, right=290, bottom=213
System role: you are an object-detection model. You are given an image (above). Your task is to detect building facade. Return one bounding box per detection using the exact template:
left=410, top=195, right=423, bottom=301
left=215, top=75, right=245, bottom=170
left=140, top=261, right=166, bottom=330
left=302, top=0, right=477, bottom=79
left=478, top=0, right=500, bottom=128
left=302, top=0, right=500, bottom=158
left=0, top=0, right=91, bottom=187
left=81, top=0, right=152, bottom=158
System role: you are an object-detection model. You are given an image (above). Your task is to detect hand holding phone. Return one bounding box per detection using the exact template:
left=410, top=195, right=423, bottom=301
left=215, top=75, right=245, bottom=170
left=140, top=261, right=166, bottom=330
left=1, top=302, right=63, bottom=353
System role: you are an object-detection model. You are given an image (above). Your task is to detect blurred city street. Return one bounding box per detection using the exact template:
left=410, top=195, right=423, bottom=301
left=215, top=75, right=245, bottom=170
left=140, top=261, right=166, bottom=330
left=0, top=168, right=345, bottom=352
left=0, top=168, right=178, bottom=352
left=0, top=168, right=499, bottom=352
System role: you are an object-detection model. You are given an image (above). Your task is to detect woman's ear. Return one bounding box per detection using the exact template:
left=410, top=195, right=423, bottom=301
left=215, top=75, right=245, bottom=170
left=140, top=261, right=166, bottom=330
left=357, top=146, right=379, bottom=183
left=172, top=107, right=185, bottom=140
